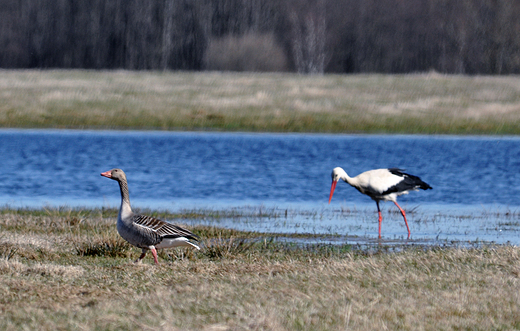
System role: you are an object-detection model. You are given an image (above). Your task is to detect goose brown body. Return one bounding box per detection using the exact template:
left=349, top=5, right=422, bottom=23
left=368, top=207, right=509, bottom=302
left=101, top=168, right=199, bottom=264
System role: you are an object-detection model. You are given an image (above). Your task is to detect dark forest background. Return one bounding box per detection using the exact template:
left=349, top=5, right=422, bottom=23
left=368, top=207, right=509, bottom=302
left=1, top=0, right=519, bottom=74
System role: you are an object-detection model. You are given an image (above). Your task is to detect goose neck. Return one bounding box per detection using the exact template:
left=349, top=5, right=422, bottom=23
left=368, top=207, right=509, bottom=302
left=118, top=178, right=132, bottom=215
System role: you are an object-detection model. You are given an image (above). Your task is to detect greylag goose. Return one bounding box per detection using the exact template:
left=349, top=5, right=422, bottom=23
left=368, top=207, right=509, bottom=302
left=101, top=168, right=200, bottom=265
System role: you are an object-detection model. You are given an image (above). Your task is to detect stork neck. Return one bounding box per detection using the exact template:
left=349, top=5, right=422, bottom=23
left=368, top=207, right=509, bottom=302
left=342, top=173, right=356, bottom=186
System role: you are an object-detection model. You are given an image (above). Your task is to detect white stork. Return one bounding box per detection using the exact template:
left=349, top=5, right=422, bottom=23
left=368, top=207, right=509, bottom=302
left=328, top=167, right=432, bottom=239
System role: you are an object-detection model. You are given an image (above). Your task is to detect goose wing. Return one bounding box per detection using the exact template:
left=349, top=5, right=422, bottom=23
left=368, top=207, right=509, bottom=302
left=132, top=214, right=199, bottom=241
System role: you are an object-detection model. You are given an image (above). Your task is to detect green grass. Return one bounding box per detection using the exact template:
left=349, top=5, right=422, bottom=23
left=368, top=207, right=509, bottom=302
left=1, top=207, right=520, bottom=330
left=1, top=70, right=520, bottom=134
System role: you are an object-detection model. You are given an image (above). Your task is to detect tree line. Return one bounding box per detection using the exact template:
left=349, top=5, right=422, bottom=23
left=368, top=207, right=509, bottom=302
left=1, top=0, right=519, bottom=74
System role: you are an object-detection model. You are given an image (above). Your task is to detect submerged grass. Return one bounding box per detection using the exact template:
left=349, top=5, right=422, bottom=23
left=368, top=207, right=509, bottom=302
left=1, top=70, right=520, bottom=134
left=1, top=207, right=520, bottom=330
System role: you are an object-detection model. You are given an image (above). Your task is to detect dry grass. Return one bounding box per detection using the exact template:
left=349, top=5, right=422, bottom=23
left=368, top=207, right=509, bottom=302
left=1, top=70, right=520, bottom=133
left=1, top=208, right=520, bottom=330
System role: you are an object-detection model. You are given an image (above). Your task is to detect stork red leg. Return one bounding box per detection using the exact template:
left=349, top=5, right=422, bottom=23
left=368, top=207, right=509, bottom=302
left=376, top=201, right=382, bottom=239
left=393, top=201, right=411, bottom=239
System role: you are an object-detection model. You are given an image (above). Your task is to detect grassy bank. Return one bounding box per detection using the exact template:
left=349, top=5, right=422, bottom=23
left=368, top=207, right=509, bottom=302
left=1, top=70, right=520, bottom=134
left=1, top=208, right=519, bottom=330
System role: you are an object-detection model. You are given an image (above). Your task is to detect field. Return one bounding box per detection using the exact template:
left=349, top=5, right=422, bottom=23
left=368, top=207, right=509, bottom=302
left=1, top=208, right=520, bottom=330
left=1, top=70, right=520, bottom=134
left=2, top=71, right=520, bottom=329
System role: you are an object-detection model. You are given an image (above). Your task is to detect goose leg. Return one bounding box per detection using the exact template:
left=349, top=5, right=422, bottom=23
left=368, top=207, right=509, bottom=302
left=151, top=247, right=159, bottom=265
left=135, top=249, right=147, bottom=263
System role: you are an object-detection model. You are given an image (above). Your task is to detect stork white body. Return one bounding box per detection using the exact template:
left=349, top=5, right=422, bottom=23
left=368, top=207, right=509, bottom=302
left=328, top=167, right=432, bottom=238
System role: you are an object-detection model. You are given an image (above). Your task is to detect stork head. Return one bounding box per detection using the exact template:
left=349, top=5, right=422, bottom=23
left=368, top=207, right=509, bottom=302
left=329, top=167, right=347, bottom=203
left=331, top=167, right=348, bottom=182
left=101, top=168, right=127, bottom=182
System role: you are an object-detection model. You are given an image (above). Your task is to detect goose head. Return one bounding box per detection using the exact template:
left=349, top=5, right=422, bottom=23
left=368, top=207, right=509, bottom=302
left=101, top=168, right=127, bottom=182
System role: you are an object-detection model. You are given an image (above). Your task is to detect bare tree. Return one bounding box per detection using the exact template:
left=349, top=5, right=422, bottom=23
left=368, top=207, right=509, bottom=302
left=161, top=0, right=175, bottom=70
left=289, top=0, right=327, bottom=74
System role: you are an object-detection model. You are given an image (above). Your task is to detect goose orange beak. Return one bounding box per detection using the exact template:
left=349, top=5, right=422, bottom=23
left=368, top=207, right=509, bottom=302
left=328, top=180, right=337, bottom=203
left=100, top=170, right=112, bottom=178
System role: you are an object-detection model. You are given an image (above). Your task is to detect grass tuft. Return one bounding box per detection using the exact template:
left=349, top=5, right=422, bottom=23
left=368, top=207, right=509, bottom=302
left=74, top=235, right=131, bottom=258
left=203, top=236, right=257, bottom=259
left=0, top=241, right=18, bottom=260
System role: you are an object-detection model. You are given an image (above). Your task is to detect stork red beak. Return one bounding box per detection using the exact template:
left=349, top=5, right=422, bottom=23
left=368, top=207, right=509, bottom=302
left=100, top=170, right=112, bottom=178
left=328, top=180, right=337, bottom=204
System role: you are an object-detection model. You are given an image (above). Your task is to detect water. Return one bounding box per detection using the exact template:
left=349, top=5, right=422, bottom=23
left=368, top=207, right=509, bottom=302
left=1, top=129, right=519, bottom=245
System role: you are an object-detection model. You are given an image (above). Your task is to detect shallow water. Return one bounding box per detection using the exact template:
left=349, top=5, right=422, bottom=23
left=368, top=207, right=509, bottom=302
left=0, top=129, right=519, bottom=245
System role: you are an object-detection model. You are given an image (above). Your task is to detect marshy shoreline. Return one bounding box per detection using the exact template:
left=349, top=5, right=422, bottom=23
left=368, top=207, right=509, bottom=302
left=1, top=207, right=519, bottom=330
